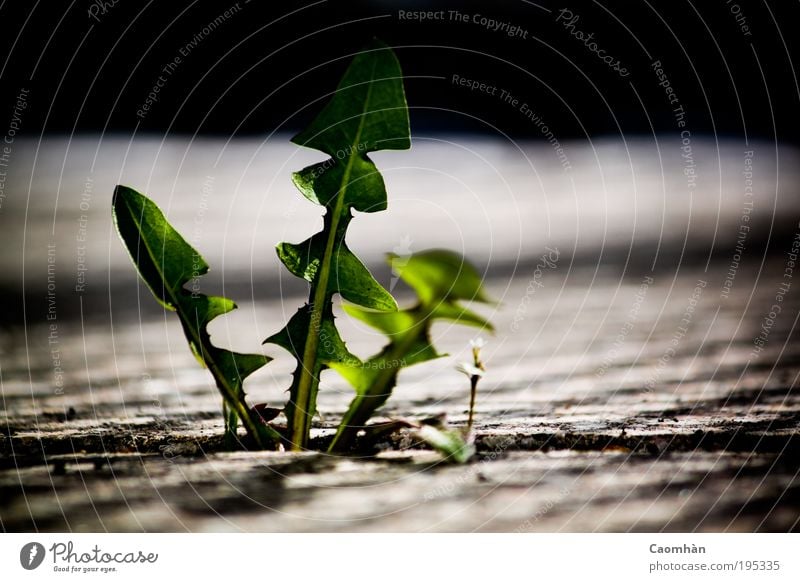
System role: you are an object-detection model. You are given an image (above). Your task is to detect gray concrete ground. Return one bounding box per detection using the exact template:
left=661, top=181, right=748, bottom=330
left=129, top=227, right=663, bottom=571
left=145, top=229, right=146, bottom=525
left=2, top=260, right=798, bottom=531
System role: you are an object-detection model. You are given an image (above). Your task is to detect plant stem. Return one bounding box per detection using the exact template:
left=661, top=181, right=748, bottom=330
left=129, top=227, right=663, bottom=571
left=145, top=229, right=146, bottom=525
left=223, top=402, right=239, bottom=449
left=180, top=320, right=281, bottom=449
left=122, top=196, right=279, bottom=450
left=467, top=376, right=479, bottom=435
left=328, top=306, right=427, bottom=452
left=289, top=194, right=347, bottom=450
left=289, top=91, right=371, bottom=451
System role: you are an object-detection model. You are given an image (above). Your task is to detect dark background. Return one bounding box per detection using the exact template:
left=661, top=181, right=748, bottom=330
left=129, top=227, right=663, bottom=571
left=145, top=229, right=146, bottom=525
left=1, top=0, right=797, bottom=141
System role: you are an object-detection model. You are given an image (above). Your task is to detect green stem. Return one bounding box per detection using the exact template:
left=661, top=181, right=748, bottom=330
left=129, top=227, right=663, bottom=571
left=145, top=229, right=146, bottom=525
left=223, top=402, right=238, bottom=449
left=289, top=199, right=346, bottom=450
left=181, top=320, right=281, bottom=449
left=289, top=92, right=372, bottom=451
left=210, top=361, right=280, bottom=449
left=123, top=194, right=279, bottom=450
left=467, top=376, right=479, bottom=435
left=328, top=305, right=427, bottom=452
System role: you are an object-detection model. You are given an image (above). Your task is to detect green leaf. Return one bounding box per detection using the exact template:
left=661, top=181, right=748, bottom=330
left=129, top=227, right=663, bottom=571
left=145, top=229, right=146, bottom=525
left=113, top=185, right=281, bottom=449
left=264, top=306, right=360, bottom=366
left=389, top=249, right=492, bottom=305
left=276, top=216, right=395, bottom=311
left=292, top=40, right=410, bottom=158
left=266, top=39, right=409, bottom=450
left=328, top=250, right=493, bottom=452
left=414, top=424, right=475, bottom=464
left=291, top=155, right=389, bottom=213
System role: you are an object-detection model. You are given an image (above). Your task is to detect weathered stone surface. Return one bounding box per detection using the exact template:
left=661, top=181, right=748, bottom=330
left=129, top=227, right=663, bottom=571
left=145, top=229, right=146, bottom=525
left=1, top=450, right=796, bottom=532
left=2, top=259, right=798, bottom=532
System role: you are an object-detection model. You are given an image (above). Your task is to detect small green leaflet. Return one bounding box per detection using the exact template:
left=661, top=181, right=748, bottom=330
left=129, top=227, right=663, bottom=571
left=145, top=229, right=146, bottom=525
left=328, top=250, right=493, bottom=452
left=414, top=424, right=476, bottom=464
left=112, top=185, right=281, bottom=449
left=265, top=39, right=409, bottom=450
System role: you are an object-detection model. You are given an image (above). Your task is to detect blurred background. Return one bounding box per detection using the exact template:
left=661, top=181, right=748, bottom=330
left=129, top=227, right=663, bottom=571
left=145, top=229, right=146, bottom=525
left=1, top=0, right=799, bottom=409
left=0, top=0, right=797, bottom=311
left=2, top=0, right=799, bottom=409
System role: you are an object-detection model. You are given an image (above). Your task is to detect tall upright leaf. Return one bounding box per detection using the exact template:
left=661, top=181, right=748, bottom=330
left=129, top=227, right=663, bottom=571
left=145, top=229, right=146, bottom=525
left=328, top=250, right=493, bottom=452
left=112, top=185, right=280, bottom=449
left=265, top=40, right=409, bottom=450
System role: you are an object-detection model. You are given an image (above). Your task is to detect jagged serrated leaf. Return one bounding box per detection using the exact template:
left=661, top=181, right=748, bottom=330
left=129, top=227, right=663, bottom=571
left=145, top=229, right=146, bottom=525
left=264, top=306, right=360, bottom=367
left=270, top=39, right=409, bottom=449
left=276, top=227, right=396, bottom=311
left=292, top=156, right=388, bottom=212
left=113, top=185, right=280, bottom=448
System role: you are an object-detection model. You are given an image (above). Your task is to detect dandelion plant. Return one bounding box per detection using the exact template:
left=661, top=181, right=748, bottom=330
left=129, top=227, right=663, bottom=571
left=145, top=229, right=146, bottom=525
left=112, top=40, right=494, bottom=459
left=112, top=186, right=281, bottom=448
left=328, top=250, right=493, bottom=452
left=265, top=39, right=409, bottom=450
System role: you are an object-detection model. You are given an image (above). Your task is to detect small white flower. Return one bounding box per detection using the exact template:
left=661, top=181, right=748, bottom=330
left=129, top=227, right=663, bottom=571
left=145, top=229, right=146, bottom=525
left=470, top=337, right=487, bottom=350
left=456, top=362, right=484, bottom=378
